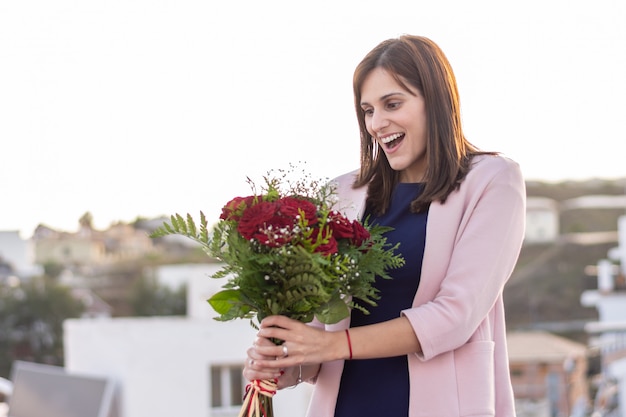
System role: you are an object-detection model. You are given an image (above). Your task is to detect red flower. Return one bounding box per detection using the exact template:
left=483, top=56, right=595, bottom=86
left=237, top=201, right=279, bottom=240
left=277, top=196, right=318, bottom=226
left=351, top=220, right=371, bottom=248
left=237, top=200, right=303, bottom=247
left=220, top=196, right=256, bottom=221
left=226, top=191, right=365, bottom=252
left=327, top=211, right=354, bottom=239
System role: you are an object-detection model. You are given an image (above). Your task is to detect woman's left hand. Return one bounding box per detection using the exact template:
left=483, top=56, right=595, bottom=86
left=253, top=315, right=346, bottom=370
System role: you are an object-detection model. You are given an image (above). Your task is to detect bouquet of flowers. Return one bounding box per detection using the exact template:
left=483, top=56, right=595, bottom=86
left=151, top=168, right=404, bottom=417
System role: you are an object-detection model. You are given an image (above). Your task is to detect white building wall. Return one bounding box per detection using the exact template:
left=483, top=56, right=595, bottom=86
left=0, top=231, right=42, bottom=278
left=593, top=296, right=626, bottom=322
left=524, top=197, right=559, bottom=244
left=525, top=210, right=559, bottom=243
left=64, top=263, right=313, bottom=417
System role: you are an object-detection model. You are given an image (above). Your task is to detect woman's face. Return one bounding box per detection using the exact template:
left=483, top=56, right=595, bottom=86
left=360, top=68, right=428, bottom=183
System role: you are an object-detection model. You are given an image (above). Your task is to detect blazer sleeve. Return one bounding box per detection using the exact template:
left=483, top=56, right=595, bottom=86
left=402, top=156, right=526, bottom=361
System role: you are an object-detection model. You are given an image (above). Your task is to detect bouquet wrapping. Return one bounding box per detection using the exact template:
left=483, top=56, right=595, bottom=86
left=151, top=170, right=404, bottom=417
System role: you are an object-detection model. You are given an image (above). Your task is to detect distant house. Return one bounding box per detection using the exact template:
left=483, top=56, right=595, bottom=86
left=34, top=230, right=107, bottom=266
left=0, top=230, right=43, bottom=279
left=525, top=197, right=559, bottom=244
left=100, top=222, right=156, bottom=261
left=561, top=195, right=626, bottom=211
left=524, top=193, right=626, bottom=246
left=32, top=223, right=156, bottom=267
left=508, top=331, right=589, bottom=416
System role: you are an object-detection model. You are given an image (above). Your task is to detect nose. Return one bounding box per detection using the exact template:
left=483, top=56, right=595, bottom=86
left=370, top=109, right=389, bottom=135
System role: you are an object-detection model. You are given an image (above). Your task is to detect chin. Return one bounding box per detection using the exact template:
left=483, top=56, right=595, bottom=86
left=387, top=161, right=409, bottom=173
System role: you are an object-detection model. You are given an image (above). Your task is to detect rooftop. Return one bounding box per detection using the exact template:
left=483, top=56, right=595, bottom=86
left=507, top=331, right=588, bottom=363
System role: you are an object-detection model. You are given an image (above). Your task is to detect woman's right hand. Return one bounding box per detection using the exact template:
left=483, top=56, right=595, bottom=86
left=243, top=336, right=284, bottom=383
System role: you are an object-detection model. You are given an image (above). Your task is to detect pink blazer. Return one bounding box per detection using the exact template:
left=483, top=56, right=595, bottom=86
left=305, top=155, right=525, bottom=417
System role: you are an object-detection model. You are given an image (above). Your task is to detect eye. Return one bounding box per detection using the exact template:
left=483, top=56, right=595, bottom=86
left=386, top=101, right=401, bottom=110
left=362, top=108, right=373, bottom=117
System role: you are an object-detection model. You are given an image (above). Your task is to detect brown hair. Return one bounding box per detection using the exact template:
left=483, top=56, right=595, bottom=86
left=352, top=35, right=494, bottom=215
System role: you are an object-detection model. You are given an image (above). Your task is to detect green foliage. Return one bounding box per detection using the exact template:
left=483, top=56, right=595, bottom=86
left=0, top=276, right=85, bottom=378
left=151, top=168, right=404, bottom=327
left=129, top=275, right=187, bottom=317
left=42, top=261, right=64, bottom=280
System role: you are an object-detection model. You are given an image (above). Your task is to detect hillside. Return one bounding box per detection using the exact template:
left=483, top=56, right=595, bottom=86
left=504, top=241, right=609, bottom=330
left=525, top=177, right=626, bottom=201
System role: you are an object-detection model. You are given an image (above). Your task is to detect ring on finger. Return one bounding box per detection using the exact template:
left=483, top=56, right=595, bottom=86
left=282, top=344, right=288, bottom=357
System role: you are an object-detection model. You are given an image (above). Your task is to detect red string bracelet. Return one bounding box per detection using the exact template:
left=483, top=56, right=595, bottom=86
left=345, top=329, right=353, bottom=360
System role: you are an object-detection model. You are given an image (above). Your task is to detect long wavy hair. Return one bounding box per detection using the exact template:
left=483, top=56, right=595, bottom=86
left=352, top=35, right=494, bottom=215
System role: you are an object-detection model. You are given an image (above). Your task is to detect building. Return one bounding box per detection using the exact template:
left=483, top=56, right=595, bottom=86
left=581, top=215, right=626, bottom=417
left=525, top=197, right=559, bottom=244
left=33, top=222, right=156, bottom=267
left=0, top=231, right=43, bottom=280
left=508, top=331, right=589, bottom=417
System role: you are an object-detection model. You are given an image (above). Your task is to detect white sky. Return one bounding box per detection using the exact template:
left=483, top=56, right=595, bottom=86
left=1, top=0, right=625, bottom=238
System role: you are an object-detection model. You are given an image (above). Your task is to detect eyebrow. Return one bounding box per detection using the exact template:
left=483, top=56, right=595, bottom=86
left=360, top=92, right=407, bottom=107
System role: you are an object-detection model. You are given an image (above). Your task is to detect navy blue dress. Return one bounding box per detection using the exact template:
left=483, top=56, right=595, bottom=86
left=334, top=183, right=428, bottom=417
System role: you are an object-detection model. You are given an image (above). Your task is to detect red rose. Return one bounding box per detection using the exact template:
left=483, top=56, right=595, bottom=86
left=220, top=196, right=256, bottom=221
left=351, top=221, right=371, bottom=248
left=253, top=214, right=294, bottom=247
left=237, top=200, right=299, bottom=247
left=237, top=201, right=278, bottom=239
left=277, top=196, right=318, bottom=226
left=311, top=227, right=338, bottom=256
left=327, top=211, right=354, bottom=239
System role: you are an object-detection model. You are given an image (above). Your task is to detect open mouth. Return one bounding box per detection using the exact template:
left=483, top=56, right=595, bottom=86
left=381, top=133, right=405, bottom=149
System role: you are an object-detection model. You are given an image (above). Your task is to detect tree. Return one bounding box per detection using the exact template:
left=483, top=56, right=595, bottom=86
left=0, top=277, right=85, bottom=378
left=42, top=261, right=64, bottom=280
left=79, top=211, right=94, bottom=229
left=129, top=275, right=187, bottom=317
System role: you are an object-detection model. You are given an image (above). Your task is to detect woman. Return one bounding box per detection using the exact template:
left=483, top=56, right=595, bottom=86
left=243, top=35, right=526, bottom=417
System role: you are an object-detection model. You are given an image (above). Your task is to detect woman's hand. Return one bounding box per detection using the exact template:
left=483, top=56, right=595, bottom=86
left=243, top=315, right=347, bottom=389
left=243, top=335, right=283, bottom=383
left=254, top=316, right=348, bottom=368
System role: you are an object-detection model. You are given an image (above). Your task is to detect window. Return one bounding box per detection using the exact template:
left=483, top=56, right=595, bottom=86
left=210, top=364, right=246, bottom=414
